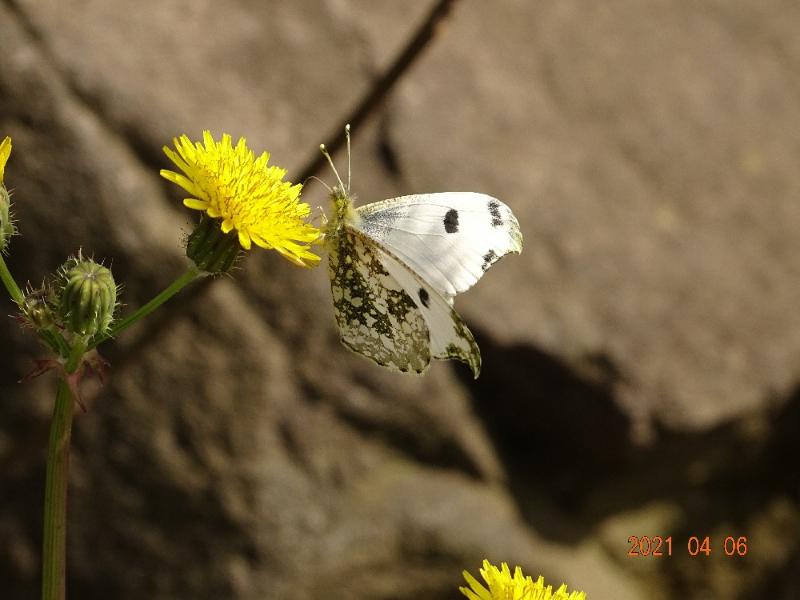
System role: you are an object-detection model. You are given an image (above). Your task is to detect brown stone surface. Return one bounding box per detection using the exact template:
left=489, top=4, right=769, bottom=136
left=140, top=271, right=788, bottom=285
left=1, top=1, right=799, bottom=598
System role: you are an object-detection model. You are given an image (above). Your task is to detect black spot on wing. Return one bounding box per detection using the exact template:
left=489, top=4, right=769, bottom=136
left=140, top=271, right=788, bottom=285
left=418, top=287, right=430, bottom=308
left=488, top=199, right=503, bottom=227
left=482, top=250, right=497, bottom=272
left=444, top=209, right=459, bottom=233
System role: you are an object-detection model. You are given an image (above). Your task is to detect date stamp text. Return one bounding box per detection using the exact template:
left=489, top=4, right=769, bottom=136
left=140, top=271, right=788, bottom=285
left=627, top=535, right=748, bottom=557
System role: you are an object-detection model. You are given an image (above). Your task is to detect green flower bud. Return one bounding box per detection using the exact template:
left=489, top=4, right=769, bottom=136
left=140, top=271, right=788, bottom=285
left=186, top=215, right=242, bottom=274
left=21, top=285, right=57, bottom=330
left=0, top=186, right=14, bottom=252
left=58, top=256, right=117, bottom=337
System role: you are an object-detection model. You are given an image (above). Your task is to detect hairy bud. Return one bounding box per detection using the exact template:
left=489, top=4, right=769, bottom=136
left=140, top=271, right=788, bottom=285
left=21, top=285, right=57, bottom=330
left=58, top=256, right=117, bottom=337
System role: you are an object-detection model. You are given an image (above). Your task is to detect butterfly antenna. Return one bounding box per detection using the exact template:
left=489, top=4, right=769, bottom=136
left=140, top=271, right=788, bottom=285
left=319, top=143, right=346, bottom=193
left=345, top=123, right=352, bottom=193
left=305, top=175, right=332, bottom=194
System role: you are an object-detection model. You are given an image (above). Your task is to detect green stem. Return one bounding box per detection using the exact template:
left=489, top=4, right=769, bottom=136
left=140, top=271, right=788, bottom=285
left=41, top=340, right=85, bottom=600
left=0, top=253, right=23, bottom=305
left=88, top=266, right=202, bottom=350
left=39, top=330, right=69, bottom=359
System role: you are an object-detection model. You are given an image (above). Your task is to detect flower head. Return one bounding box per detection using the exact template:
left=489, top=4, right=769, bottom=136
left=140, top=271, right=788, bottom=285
left=160, top=131, right=320, bottom=268
left=461, top=560, right=586, bottom=600
left=0, top=136, right=11, bottom=186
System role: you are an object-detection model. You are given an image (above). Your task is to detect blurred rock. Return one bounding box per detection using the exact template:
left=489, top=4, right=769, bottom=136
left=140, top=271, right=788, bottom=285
left=1, top=1, right=799, bottom=598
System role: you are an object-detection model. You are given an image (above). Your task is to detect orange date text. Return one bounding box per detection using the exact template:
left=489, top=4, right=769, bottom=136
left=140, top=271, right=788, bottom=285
left=627, top=535, right=748, bottom=557
left=627, top=535, right=672, bottom=557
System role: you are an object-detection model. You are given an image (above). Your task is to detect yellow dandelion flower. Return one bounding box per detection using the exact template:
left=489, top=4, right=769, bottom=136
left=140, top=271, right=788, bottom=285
left=460, top=560, right=586, bottom=600
left=0, top=136, right=11, bottom=185
left=160, top=131, right=320, bottom=268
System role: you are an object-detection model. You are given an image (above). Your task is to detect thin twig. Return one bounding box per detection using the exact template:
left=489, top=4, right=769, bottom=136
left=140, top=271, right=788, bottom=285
left=295, top=0, right=461, bottom=183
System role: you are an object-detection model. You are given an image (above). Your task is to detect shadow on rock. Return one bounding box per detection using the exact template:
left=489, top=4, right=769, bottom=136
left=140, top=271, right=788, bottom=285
left=460, top=331, right=800, bottom=586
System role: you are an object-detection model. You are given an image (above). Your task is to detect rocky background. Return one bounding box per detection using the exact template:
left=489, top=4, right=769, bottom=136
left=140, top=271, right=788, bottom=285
left=2, top=1, right=799, bottom=598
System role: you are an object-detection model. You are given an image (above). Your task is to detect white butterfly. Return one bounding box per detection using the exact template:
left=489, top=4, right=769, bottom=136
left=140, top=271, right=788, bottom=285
left=320, top=125, right=523, bottom=378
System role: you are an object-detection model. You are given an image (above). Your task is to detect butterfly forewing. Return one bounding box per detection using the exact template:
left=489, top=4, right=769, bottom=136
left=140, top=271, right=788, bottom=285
left=328, top=227, right=431, bottom=374
left=355, top=192, right=523, bottom=300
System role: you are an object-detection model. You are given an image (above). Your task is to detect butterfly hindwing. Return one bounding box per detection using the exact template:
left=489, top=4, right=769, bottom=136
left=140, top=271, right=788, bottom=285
left=328, top=227, right=431, bottom=374
left=355, top=192, right=523, bottom=300
left=370, top=239, right=482, bottom=378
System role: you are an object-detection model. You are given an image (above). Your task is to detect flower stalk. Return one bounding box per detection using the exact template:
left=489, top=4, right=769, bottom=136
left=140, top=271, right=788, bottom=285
left=41, top=339, right=86, bottom=600
left=0, top=254, right=24, bottom=306
left=88, top=265, right=202, bottom=350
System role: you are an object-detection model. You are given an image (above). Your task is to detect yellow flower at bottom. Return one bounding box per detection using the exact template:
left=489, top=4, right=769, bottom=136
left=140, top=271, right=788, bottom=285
left=461, top=560, right=586, bottom=600
left=0, top=136, right=11, bottom=185
left=160, top=131, right=320, bottom=268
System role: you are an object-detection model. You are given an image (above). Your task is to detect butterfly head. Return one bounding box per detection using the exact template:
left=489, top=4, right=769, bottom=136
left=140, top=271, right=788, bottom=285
left=320, top=124, right=357, bottom=228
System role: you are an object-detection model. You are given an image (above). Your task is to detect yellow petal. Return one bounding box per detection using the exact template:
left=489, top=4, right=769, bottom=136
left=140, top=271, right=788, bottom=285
left=0, top=136, right=12, bottom=184
left=238, top=229, right=251, bottom=250
left=183, top=199, right=210, bottom=210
